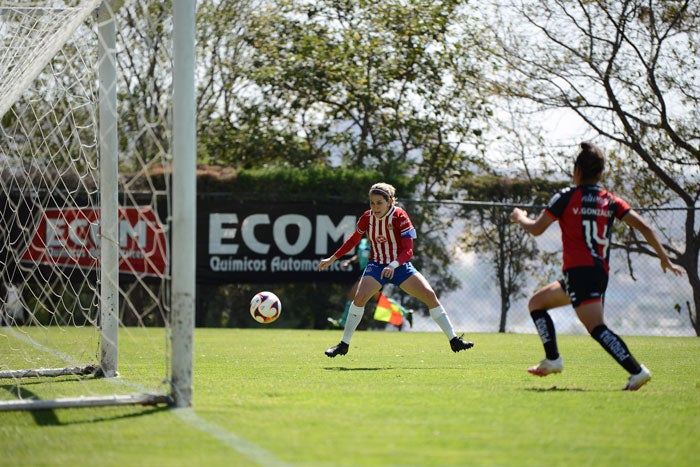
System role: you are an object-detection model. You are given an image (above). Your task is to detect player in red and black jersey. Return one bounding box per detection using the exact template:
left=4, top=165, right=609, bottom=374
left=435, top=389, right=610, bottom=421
left=318, top=182, right=474, bottom=357
left=511, top=142, right=683, bottom=390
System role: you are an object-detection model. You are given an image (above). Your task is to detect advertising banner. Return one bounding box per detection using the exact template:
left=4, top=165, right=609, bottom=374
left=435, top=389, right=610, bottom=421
left=200, top=199, right=366, bottom=283
left=9, top=194, right=365, bottom=284
left=19, top=206, right=168, bottom=276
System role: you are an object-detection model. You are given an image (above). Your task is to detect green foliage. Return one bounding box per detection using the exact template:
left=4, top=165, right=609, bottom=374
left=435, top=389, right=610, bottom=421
left=237, top=0, right=492, bottom=183
left=454, top=174, right=568, bottom=205
left=194, top=164, right=416, bottom=202
left=114, top=2, right=172, bottom=172
left=198, top=114, right=324, bottom=168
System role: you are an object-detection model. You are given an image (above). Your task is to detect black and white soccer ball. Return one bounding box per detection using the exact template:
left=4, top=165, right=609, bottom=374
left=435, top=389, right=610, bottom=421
left=249, top=291, right=281, bottom=324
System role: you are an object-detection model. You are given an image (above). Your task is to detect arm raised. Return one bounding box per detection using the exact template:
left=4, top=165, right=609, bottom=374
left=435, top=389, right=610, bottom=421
left=621, top=210, right=684, bottom=276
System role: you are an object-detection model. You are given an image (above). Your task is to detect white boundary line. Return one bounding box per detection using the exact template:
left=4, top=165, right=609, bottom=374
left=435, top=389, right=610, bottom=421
left=3, top=328, right=287, bottom=465
left=174, top=408, right=291, bottom=467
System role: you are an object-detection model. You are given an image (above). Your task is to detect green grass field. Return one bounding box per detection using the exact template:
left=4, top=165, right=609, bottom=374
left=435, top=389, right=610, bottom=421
left=1, top=329, right=698, bottom=466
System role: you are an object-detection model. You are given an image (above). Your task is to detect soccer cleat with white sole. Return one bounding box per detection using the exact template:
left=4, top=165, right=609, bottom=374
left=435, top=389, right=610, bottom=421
left=624, top=364, right=651, bottom=391
left=528, top=356, right=563, bottom=377
left=450, top=335, right=474, bottom=352
left=325, top=341, right=349, bottom=358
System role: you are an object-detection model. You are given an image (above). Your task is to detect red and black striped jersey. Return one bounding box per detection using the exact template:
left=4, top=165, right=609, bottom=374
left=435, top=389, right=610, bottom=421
left=544, top=185, right=631, bottom=272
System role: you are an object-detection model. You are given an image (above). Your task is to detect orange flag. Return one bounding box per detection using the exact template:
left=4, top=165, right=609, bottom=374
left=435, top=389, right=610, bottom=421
left=373, top=293, right=404, bottom=326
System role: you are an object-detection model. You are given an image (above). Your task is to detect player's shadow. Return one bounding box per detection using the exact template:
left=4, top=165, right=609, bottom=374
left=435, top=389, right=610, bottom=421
left=324, top=367, right=392, bottom=371
left=524, top=386, right=589, bottom=392
left=324, top=366, right=468, bottom=372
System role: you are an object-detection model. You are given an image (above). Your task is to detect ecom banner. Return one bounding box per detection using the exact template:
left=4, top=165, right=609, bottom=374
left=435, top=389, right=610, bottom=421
left=199, top=199, right=366, bottom=284
left=20, top=206, right=167, bottom=276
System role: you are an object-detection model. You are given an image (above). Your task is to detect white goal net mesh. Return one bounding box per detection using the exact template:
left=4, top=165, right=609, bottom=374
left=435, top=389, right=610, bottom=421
left=0, top=0, right=175, bottom=409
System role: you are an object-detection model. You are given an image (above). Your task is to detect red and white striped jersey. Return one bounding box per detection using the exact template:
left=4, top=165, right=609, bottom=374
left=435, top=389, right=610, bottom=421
left=356, top=205, right=416, bottom=264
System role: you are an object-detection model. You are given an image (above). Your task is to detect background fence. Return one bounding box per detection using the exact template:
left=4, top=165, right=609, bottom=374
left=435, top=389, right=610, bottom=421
left=2, top=201, right=694, bottom=337
left=382, top=203, right=696, bottom=337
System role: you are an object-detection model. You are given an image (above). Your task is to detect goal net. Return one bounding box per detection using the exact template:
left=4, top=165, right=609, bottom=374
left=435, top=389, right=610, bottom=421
left=0, top=0, right=193, bottom=410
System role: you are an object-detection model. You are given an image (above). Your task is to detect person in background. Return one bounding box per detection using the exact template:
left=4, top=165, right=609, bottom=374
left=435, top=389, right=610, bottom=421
left=318, top=182, right=473, bottom=357
left=511, top=141, right=684, bottom=390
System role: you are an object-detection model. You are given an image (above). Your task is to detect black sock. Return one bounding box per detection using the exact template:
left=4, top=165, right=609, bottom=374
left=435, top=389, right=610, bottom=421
left=591, top=324, right=642, bottom=374
left=531, top=309, right=559, bottom=360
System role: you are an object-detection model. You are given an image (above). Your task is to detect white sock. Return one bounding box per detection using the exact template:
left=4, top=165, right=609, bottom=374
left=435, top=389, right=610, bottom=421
left=342, top=303, right=365, bottom=344
left=429, top=305, right=456, bottom=340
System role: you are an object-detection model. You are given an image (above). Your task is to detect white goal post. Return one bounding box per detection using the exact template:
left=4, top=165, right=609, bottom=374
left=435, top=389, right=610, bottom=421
left=0, top=0, right=195, bottom=410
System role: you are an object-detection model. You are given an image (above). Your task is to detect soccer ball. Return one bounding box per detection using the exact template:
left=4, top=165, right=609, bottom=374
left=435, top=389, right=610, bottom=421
left=250, top=291, right=281, bottom=324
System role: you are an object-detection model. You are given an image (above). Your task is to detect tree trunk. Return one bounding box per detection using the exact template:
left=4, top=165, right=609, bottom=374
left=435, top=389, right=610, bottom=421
left=499, top=281, right=509, bottom=333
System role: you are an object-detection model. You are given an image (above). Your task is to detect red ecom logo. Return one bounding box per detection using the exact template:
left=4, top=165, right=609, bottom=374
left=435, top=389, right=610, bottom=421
left=20, top=207, right=168, bottom=276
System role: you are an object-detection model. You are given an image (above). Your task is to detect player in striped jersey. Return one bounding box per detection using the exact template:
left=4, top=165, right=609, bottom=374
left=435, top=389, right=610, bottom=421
left=511, top=142, right=683, bottom=390
left=318, top=182, right=474, bottom=357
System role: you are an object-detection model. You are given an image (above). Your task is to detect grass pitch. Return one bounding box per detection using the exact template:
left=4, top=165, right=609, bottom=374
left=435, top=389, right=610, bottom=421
left=1, top=329, right=698, bottom=466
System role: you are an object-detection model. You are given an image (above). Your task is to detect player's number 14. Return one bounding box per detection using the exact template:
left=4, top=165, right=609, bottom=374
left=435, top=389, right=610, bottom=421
left=583, top=219, right=610, bottom=258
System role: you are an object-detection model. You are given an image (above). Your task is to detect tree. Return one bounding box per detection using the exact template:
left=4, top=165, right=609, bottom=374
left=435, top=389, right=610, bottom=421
left=238, top=0, right=491, bottom=183
left=106, top=0, right=498, bottom=323
left=114, top=1, right=173, bottom=173
left=230, top=0, right=496, bottom=298
left=195, top=0, right=322, bottom=168
left=454, top=176, right=566, bottom=332
left=485, top=0, right=700, bottom=334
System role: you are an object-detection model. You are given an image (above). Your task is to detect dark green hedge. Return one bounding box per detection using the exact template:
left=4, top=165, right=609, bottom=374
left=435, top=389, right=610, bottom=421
left=191, top=164, right=418, bottom=328
left=195, top=165, right=417, bottom=202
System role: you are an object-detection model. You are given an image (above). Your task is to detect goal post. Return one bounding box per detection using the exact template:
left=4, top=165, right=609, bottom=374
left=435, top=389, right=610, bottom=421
left=97, top=0, right=119, bottom=380
left=171, top=0, right=196, bottom=409
left=0, top=0, right=195, bottom=410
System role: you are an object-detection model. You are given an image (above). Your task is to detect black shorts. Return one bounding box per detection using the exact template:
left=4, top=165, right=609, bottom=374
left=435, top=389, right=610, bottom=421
left=558, top=265, right=609, bottom=308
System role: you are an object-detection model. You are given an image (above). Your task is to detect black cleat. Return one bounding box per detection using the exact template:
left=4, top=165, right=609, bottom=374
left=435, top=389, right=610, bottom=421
left=325, top=341, right=349, bottom=358
left=450, top=335, right=474, bottom=353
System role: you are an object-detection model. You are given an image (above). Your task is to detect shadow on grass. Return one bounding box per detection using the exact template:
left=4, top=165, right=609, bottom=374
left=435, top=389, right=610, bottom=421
left=37, top=405, right=169, bottom=426
left=1, top=384, right=169, bottom=426
left=323, top=366, right=467, bottom=371
left=324, top=367, right=392, bottom=371
left=524, top=386, right=589, bottom=392
left=0, top=376, right=94, bottom=387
